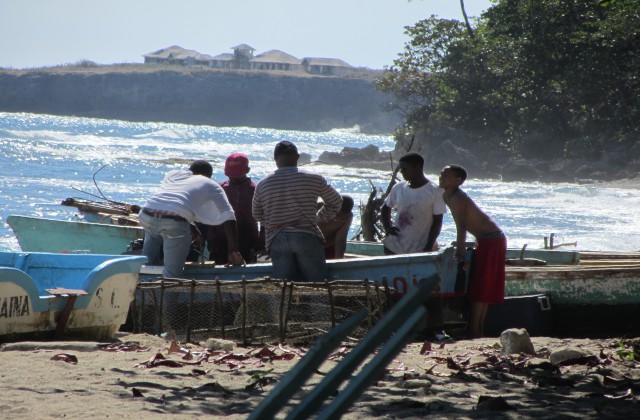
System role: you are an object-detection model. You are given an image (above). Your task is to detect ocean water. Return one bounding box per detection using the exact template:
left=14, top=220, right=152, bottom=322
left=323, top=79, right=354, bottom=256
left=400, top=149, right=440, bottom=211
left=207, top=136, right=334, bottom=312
left=1, top=112, right=639, bottom=253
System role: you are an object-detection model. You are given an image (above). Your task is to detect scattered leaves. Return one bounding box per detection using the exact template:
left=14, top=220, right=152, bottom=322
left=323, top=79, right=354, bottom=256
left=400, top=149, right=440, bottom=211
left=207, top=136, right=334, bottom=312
left=328, top=346, right=349, bottom=360
left=191, top=368, right=208, bottom=376
left=420, top=341, right=432, bottom=355
left=50, top=353, right=78, bottom=364
left=99, top=342, right=149, bottom=352
left=167, top=340, right=181, bottom=354
left=245, top=370, right=277, bottom=391
left=588, top=388, right=633, bottom=400
left=134, top=352, right=190, bottom=368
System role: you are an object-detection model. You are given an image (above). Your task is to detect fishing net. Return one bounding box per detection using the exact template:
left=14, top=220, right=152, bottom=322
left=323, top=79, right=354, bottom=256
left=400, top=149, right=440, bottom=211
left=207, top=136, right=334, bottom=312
left=130, top=277, right=395, bottom=345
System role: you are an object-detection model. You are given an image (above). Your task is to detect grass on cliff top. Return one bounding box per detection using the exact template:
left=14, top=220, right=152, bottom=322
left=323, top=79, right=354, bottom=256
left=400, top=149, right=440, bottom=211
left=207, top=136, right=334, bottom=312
left=0, top=62, right=383, bottom=81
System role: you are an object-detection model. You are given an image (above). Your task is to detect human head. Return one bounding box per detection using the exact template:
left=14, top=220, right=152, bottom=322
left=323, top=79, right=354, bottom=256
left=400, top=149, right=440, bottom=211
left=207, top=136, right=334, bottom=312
left=224, top=153, right=250, bottom=178
left=439, top=164, right=467, bottom=189
left=273, top=141, right=299, bottom=168
left=189, top=160, right=213, bottom=178
left=446, top=164, right=467, bottom=182
left=340, top=195, right=354, bottom=214
left=398, top=152, right=424, bottom=182
left=398, top=152, right=424, bottom=169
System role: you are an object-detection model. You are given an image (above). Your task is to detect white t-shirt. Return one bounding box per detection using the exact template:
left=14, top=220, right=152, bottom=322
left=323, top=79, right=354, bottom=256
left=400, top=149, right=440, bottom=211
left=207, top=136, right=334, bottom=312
left=143, top=170, right=236, bottom=225
left=382, top=179, right=447, bottom=254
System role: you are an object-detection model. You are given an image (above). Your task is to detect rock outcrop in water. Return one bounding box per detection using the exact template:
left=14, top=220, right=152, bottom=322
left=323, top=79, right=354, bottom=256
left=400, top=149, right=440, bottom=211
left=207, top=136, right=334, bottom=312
left=0, top=66, right=401, bottom=134
left=319, top=136, right=640, bottom=183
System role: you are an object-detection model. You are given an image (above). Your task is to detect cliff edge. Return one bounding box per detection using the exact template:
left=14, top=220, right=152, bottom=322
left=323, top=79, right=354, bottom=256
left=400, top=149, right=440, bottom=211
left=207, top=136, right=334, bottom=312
left=0, top=66, right=401, bottom=134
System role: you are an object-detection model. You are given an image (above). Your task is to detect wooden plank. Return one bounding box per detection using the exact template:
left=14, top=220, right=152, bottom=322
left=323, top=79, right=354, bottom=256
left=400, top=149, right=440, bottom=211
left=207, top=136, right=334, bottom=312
left=45, top=288, right=88, bottom=296
left=285, top=274, right=439, bottom=419
left=248, top=309, right=368, bottom=420
left=318, top=308, right=429, bottom=419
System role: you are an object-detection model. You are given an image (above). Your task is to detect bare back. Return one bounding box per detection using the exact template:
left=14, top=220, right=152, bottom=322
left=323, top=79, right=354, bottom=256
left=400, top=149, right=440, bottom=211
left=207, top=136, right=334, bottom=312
left=319, top=212, right=353, bottom=258
left=445, top=189, right=500, bottom=238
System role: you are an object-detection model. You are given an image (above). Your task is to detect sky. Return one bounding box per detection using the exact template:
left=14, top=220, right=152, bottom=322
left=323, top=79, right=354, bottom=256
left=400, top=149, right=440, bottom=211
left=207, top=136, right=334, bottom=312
left=0, top=0, right=493, bottom=70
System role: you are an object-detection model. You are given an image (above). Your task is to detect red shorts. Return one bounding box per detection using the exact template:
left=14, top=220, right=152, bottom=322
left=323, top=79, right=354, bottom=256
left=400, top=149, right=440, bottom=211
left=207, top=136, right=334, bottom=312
left=468, top=234, right=507, bottom=304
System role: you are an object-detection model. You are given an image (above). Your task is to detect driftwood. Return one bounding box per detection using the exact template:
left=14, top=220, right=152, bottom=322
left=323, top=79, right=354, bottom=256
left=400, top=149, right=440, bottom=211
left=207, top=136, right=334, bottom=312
left=357, top=134, right=416, bottom=241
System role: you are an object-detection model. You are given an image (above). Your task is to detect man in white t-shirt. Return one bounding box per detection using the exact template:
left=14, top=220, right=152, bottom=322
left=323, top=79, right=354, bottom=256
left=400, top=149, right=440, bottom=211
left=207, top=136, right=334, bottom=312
left=381, top=153, right=446, bottom=254
left=139, top=160, right=245, bottom=278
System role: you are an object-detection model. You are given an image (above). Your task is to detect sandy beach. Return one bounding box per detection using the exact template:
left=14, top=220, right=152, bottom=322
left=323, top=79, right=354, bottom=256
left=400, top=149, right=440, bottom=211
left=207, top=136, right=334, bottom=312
left=1, top=332, right=638, bottom=419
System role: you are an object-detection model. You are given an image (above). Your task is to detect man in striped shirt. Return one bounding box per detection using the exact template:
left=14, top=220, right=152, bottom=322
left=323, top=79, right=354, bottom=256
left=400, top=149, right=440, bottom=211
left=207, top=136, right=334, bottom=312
left=252, top=141, right=342, bottom=282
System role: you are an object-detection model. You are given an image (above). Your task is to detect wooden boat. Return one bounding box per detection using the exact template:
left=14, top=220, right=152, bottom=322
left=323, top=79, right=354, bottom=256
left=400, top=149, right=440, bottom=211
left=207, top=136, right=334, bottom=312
left=140, top=246, right=582, bottom=297
left=141, top=249, right=448, bottom=293
left=504, top=262, right=640, bottom=335
left=7, top=215, right=144, bottom=254
left=0, top=252, right=147, bottom=341
left=346, top=241, right=581, bottom=265
left=141, top=245, right=640, bottom=336
left=8, top=215, right=580, bottom=265
left=9, top=215, right=639, bottom=334
left=60, top=197, right=141, bottom=226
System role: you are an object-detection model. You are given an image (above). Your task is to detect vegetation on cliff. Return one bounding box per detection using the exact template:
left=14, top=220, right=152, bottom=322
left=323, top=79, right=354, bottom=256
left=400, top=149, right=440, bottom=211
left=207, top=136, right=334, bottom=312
left=0, top=64, right=399, bottom=134
left=378, top=0, right=640, bottom=179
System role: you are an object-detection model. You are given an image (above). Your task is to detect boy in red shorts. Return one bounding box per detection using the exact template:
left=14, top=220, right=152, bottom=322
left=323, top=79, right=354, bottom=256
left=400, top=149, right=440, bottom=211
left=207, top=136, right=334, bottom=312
left=439, top=164, right=506, bottom=338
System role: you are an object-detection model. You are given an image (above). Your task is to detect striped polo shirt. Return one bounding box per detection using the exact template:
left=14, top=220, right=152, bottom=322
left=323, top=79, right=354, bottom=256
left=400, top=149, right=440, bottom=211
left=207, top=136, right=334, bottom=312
left=252, top=166, right=342, bottom=249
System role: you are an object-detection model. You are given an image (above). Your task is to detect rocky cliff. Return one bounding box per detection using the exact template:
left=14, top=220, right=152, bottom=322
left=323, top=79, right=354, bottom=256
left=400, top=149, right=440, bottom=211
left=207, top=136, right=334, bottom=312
left=0, top=67, right=401, bottom=134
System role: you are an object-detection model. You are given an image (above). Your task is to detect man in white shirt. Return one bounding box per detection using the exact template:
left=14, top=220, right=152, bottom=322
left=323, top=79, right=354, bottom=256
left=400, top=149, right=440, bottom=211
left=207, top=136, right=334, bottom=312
left=381, top=153, right=446, bottom=254
left=139, top=160, right=245, bottom=278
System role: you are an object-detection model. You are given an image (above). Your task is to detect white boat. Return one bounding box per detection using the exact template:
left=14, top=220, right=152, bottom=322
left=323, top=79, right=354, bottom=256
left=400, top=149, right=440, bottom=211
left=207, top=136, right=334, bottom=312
left=0, top=252, right=147, bottom=341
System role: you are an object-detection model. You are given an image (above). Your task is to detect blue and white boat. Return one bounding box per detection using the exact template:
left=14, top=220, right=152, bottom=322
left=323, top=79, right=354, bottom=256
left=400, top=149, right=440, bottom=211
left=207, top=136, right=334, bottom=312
left=0, top=252, right=147, bottom=341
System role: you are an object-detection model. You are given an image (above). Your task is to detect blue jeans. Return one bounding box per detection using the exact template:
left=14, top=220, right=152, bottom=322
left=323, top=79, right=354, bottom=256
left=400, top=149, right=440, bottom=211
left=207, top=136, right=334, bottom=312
left=269, top=231, right=327, bottom=282
left=139, top=212, right=192, bottom=278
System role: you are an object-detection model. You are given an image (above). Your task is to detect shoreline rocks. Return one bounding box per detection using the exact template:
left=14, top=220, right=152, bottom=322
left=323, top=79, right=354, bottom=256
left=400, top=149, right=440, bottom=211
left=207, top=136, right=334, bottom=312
left=317, top=142, right=639, bottom=184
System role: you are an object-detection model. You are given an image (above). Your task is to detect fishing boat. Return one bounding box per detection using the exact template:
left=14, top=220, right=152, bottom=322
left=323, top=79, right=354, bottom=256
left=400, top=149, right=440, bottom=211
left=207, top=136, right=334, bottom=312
left=503, top=260, right=640, bottom=335
left=0, top=252, right=147, bottom=341
left=6, top=215, right=144, bottom=254
left=7, top=215, right=579, bottom=264
left=139, top=245, right=640, bottom=336
left=140, top=245, right=579, bottom=291
left=345, top=240, right=581, bottom=264
left=8, top=215, right=639, bottom=334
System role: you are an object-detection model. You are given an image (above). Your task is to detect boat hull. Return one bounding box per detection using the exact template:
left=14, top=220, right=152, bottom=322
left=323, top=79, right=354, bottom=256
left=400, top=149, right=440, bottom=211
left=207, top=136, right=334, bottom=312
left=7, top=215, right=144, bottom=254
left=141, top=248, right=454, bottom=295
left=9, top=215, right=639, bottom=334
left=346, top=240, right=580, bottom=265
left=506, top=264, right=640, bottom=305
left=0, top=252, right=147, bottom=340
left=141, top=249, right=640, bottom=335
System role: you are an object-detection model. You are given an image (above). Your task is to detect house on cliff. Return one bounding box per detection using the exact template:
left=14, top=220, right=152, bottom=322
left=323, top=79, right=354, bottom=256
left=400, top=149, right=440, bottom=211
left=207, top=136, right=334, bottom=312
left=209, top=53, right=235, bottom=69
left=302, top=57, right=353, bottom=76
left=250, top=50, right=301, bottom=71
left=209, top=44, right=254, bottom=69
left=230, top=44, right=255, bottom=69
left=143, top=45, right=213, bottom=66
left=143, top=44, right=353, bottom=75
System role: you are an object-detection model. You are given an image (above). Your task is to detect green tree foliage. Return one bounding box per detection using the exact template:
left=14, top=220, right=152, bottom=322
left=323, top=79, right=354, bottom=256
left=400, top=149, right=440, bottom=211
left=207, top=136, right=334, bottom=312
left=378, top=0, right=640, bottom=159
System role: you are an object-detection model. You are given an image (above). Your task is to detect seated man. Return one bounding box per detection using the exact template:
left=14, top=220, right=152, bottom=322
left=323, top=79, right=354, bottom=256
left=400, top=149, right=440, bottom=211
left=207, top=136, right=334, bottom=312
left=204, top=153, right=263, bottom=264
left=319, top=195, right=354, bottom=259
